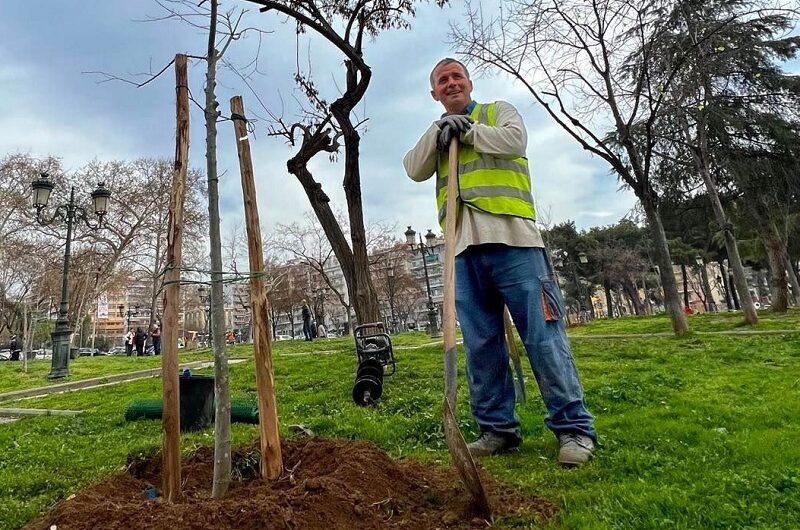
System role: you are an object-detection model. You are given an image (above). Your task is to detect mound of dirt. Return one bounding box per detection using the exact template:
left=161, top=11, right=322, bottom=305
left=25, top=438, right=555, bottom=529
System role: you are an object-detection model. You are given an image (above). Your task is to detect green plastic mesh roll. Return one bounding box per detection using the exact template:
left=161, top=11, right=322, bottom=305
left=125, top=399, right=259, bottom=424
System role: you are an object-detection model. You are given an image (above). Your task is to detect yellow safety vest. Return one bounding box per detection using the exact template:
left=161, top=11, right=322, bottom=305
left=436, top=102, right=536, bottom=228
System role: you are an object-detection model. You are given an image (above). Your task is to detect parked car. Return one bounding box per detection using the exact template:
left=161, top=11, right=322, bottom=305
left=0, top=349, right=9, bottom=361
left=34, top=349, right=52, bottom=360
left=78, top=347, right=109, bottom=357
left=108, top=346, right=127, bottom=355
left=274, top=334, right=293, bottom=341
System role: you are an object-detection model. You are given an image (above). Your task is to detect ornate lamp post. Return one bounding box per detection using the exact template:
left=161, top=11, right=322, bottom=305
left=31, top=174, right=111, bottom=379
left=118, top=304, right=141, bottom=334
left=386, top=267, right=397, bottom=333
left=404, top=226, right=441, bottom=338
left=197, top=285, right=212, bottom=344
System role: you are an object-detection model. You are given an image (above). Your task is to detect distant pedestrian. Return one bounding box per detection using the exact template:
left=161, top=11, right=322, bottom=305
left=301, top=300, right=313, bottom=341
left=125, top=329, right=135, bottom=357
left=134, top=327, right=147, bottom=356
left=151, top=325, right=162, bottom=356
left=9, top=335, right=20, bottom=361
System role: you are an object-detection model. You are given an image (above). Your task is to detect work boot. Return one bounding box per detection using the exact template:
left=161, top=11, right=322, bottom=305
left=467, top=431, right=521, bottom=457
left=557, top=433, right=595, bottom=466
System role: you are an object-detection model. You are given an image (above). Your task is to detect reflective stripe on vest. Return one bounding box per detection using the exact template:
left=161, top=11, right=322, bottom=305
left=435, top=102, right=536, bottom=228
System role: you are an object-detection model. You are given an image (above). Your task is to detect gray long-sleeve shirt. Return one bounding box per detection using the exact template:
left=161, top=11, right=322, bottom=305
left=403, top=100, right=544, bottom=255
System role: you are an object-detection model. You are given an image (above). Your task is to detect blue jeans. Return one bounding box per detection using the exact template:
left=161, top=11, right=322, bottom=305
left=455, top=244, right=596, bottom=442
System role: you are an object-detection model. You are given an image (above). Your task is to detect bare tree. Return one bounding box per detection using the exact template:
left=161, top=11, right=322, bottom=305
left=451, top=0, right=698, bottom=334
left=242, top=0, right=446, bottom=328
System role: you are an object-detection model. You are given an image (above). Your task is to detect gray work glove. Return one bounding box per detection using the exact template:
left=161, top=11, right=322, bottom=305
left=435, top=114, right=473, bottom=152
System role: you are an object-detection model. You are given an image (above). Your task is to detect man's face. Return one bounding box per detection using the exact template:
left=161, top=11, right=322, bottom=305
left=430, top=62, right=473, bottom=114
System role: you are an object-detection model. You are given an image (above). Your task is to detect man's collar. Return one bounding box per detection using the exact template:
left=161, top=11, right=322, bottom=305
left=441, top=100, right=478, bottom=118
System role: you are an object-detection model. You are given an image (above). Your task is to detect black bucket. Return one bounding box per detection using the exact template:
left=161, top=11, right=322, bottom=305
left=179, top=374, right=215, bottom=432
left=353, top=358, right=384, bottom=406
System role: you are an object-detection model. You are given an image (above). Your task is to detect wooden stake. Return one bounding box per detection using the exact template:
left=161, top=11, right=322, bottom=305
left=161, top=53, right=190, bottom=502
left=230, top=95, right=283, bottom=480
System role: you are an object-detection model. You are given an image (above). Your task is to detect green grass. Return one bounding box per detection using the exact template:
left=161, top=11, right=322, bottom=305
left=568, top=308, right=800, bottom=335
left=0, top=351, right=216, bottom=394
left=1, top=321, right=799, bottom=529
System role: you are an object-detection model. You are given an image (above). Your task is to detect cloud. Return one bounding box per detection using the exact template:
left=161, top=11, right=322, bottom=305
left=0, top=0, right=638, bottom=245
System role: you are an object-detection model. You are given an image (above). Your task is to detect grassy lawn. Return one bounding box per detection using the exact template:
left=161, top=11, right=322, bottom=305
left=0, top=351, right=216, bottom=395
left=1, top=318, right=799, bottom=529
left=568, top=308, right=800, bottom=335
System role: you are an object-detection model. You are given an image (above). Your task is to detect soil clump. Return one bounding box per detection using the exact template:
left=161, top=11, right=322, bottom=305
left=25, top=438, right=555, bottom=529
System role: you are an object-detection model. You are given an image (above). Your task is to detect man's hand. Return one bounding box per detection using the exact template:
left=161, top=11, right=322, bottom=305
left=435, top=114, right=473, bottom=152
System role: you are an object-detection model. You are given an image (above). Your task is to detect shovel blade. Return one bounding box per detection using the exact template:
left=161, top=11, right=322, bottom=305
left=443, top=398, right=492, bottom=519
left=511, top=356, right=527, bottom=404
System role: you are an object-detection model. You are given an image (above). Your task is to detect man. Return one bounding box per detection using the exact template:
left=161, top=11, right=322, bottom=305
left=301, top=300, right=314, bottom=342
left=403, top=58, right=596, bottom=466
left=134, top=327, right=147, bottom=357
left=9, top=335, right=20, bottom=361
left=151, top=325, right=162, bottom=356
left=125, top=328, right=134, bottom=357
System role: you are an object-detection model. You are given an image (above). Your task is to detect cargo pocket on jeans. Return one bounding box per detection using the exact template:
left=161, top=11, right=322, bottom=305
left=539, top=276, right=564, bottom=322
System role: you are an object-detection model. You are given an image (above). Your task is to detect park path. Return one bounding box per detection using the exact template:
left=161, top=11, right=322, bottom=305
left=3, top=327, right=796, bottom=414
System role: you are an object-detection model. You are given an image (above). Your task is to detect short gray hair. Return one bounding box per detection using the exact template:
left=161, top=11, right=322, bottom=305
left=429, top=58, right=471, bottom=88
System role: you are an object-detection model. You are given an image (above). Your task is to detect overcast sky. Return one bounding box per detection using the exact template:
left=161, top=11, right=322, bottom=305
left=2, top=1, right=797, bottom=243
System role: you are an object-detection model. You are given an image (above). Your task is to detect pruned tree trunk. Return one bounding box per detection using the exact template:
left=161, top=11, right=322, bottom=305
left=699, top=264, right=716, bottom=312
left=728, top=267, right=741, bottom=310
left=697, top=157, right=758, bottom=324
left=677, top=25, right=758, bottom=324
left=603, top=279, right=614, bottom=318
left=641, top=275, right=654, bottom=315
left=622, top=279, right=645, bottom=315
left=642, top=200, right=689, bottom=334
left=719, top=260, right=733, bottom=309
left=331, top=76, right=381, bottom=325
left=764, top=226, right=788, bottom=313
left=680, top=264, right=690, bottom=310
left=783, top=251, right=800, bottom=305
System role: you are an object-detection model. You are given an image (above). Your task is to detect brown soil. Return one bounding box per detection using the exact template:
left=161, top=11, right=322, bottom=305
left=24, top=438, right=555, bottom=530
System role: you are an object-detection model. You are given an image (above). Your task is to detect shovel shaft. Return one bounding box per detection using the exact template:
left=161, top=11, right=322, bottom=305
left=442, top=137, right=491, bottom=519
left=503, top=307, right=527, bottom=404
left=443, top=138, right=461, bottom=407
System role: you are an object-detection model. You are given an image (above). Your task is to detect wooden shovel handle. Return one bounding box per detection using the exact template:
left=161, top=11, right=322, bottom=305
left=443, top=137, right=461, bottom=407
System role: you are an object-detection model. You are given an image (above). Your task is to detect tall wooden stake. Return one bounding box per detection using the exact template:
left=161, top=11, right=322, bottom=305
left=230, top=95, right=283, bottom=479
left=162, top=53, right=190, bottom=501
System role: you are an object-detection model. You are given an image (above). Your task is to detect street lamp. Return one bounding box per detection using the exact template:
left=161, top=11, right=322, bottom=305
left=31, top=173, right=110, bottom=379
left=386, top=267, right=398, bottom=333
left=118, top=304, right=141, bottom=333
left=197, top=285, right=212, bottom=344
left=404, top=226, right=441, bottom=338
